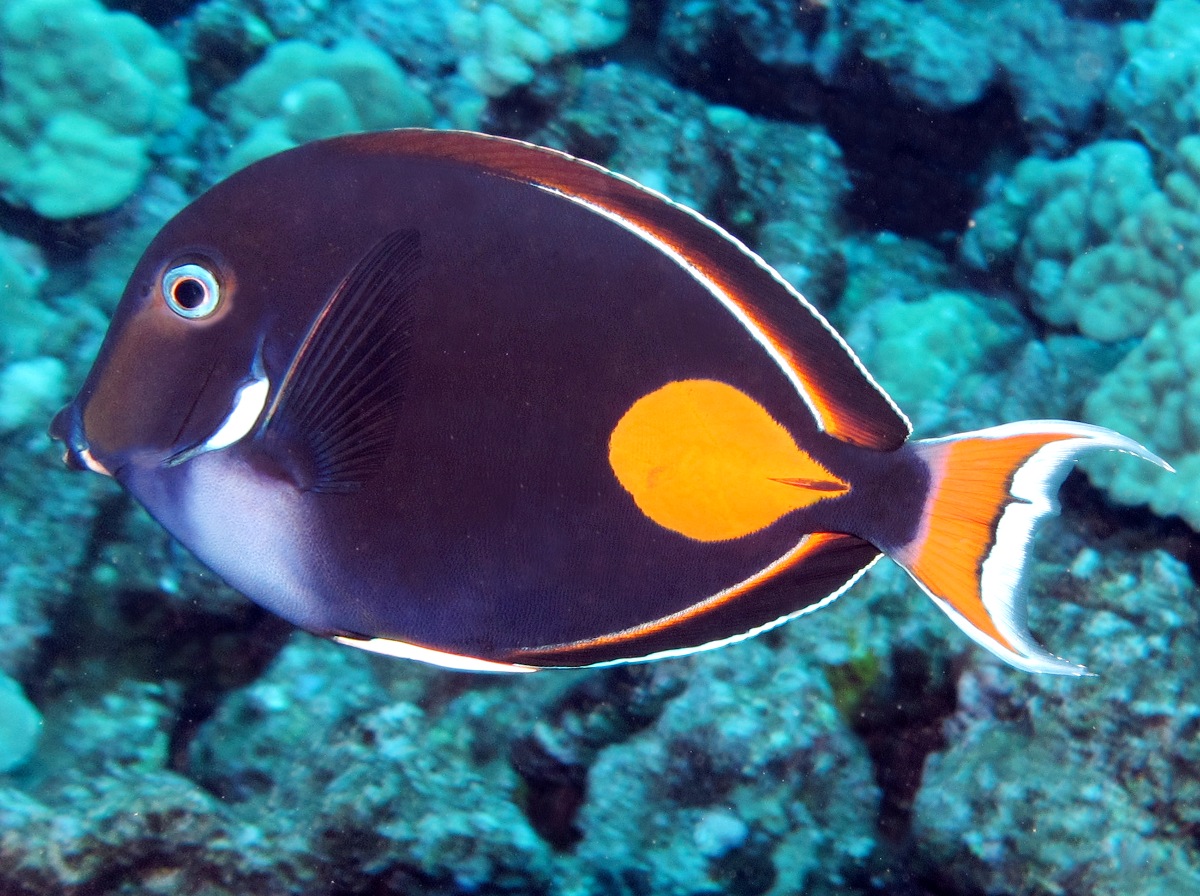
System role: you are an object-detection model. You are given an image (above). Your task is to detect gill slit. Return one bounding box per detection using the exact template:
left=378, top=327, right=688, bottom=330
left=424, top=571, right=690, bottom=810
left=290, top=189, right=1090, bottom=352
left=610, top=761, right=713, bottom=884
left=168, top=362, right=218, bottom=449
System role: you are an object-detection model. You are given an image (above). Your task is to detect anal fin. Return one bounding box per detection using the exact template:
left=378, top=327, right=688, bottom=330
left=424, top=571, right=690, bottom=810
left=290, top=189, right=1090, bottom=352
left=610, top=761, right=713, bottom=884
left=511, top=532, right=881, bottom=667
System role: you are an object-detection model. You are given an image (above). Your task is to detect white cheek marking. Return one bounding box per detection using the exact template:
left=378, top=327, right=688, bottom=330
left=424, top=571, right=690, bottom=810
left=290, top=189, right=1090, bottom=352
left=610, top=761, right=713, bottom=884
left=201, top=375, right=270, bottom=452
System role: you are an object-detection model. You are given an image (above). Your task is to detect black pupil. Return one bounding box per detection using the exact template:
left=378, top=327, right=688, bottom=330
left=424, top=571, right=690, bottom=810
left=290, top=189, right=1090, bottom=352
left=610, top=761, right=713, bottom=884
left=173, top=277, right=208, bottom=310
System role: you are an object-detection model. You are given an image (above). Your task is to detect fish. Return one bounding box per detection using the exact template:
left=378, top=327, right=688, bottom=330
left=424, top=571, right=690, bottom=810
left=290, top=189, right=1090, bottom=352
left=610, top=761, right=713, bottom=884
left=51, top=129, right=1169, bottom=675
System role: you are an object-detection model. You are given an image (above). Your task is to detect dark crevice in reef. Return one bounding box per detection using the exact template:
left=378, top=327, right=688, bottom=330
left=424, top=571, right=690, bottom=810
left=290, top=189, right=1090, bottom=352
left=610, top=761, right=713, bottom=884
left=487, top=84, right=566, bottom=141
left=870, top=859, right=991, bottom=896
left=163, top=611, right=294, bottom=774
left=862, top=851, right=989, bottom=896
left=1059, top=0, right=1156, bottom=22
left=0, top=199, right=106, bottom=266
left=833, top=647, right=969, bottom=896
left=829, top=84, right=1029, bottom=244
left=510, top=737, right=589, bottom=850
left=657, top=35, right=1030, bottom=243
left=708, top=828, right=777, bottom=896
left=850, top=647, right=961, bottom=843
left=627, top=0, right=671, bottom=43
left=1059, top=471, right=1200, bottom=588
left=367, top=865, right=553, bottom=896
left=511, top=665, right=686, bottom=850
left=102, top=0, right=198, bottom=26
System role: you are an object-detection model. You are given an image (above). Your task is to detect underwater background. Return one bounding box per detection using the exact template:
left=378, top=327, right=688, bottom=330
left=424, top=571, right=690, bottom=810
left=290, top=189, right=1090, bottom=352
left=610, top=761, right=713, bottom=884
left=1, top=0, right=1200, bottom=892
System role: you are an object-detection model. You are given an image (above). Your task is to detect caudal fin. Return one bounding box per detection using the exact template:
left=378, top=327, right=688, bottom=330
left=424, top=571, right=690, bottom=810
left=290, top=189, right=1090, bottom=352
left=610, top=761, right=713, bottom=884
left=893, top=421, right=1171, bottom=675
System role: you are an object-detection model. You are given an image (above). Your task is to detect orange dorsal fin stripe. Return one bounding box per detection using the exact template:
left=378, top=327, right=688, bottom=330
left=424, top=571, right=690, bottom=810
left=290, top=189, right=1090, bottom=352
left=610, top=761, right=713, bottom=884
left=608, top=380, right=848, bottom=542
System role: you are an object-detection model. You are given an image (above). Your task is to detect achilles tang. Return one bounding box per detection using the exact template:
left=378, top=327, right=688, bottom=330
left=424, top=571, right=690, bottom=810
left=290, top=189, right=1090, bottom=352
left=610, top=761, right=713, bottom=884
left=51, top=130, right=1169, bottom=674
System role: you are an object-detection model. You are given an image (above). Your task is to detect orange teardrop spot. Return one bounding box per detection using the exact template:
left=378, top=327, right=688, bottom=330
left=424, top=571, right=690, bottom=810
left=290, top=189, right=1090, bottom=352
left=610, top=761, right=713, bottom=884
left=608, top=379, right=849, bottom=542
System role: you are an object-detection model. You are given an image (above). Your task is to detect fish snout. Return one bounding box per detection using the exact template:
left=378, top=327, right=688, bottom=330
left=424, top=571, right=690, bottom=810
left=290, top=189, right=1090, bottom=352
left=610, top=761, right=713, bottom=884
left=49, top=404, right=113, bottom=477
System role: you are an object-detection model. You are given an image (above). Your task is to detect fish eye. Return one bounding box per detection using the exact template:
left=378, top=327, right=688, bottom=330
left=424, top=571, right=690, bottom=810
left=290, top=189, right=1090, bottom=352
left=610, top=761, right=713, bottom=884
left=162, top=263, right=221, bottom=319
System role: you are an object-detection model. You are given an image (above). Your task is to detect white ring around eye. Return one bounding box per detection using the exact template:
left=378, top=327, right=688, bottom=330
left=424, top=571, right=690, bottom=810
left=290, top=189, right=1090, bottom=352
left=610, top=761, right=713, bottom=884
left=163, top=263, right=221, bottom=319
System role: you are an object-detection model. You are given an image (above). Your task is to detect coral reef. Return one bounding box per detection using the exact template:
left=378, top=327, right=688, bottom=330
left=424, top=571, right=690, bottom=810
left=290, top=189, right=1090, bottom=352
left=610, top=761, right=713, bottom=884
left=0, top=0, right=1197, bottom=895
left=448, top=0, right=629, bottom=97
left=567, top=642, right=879, bottom=896
left=1083, top=289, right=1200, bottom=527
left=851, top=0, right=1120, bottom=141
left=1, top=632, right=882, bottom=893
left=964, top=135, right=1200, bottom=526
left=914, top=547, right=1200, bottom=893
left=218, top=39, right=434, bottom=171
left=0, top=437, right=111, bottom=678
left=841, top=287, right=1027, bottom=436
left=0, top=0, right=188, bottom=218
left=0, top=232, right=50, bottom=362
left=1107, top=0, right=1200, bottom=162
left=0, top=672, right=40, bottom=773
left=188, top=636, right=556, bottom=893
left=659, top=0, right=1121, bottom=149
left=0, top=357, right=67, bottom=435
left=962, top=139, right=1187, bottom=343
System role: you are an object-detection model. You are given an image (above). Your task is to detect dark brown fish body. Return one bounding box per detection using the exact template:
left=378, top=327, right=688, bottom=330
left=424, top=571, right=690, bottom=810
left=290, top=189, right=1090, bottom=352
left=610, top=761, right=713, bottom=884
left=53, top=131, right=1166, bottom=673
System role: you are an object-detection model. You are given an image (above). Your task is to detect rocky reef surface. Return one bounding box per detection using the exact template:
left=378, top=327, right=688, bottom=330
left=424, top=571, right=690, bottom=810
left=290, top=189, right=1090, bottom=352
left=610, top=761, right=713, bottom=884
left=0, top=0, right=1198, bottom=893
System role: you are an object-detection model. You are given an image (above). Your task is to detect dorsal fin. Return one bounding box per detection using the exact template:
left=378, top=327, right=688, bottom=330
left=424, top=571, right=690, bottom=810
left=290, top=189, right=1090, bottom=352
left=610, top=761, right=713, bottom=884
left=343, top=129, right=911, bottom=450
left=260, top=229, right=420, bottom=492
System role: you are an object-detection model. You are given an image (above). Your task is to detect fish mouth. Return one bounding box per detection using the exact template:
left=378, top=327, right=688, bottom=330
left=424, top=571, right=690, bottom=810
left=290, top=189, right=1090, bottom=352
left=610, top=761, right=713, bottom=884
left=49, top=404, right=114, bottom=477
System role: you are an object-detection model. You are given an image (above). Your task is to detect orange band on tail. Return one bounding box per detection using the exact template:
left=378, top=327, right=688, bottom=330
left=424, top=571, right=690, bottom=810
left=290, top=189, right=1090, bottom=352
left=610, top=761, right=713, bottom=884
left=893, top=421, right=1169, bottom=675
left=903, top=433, right=1072, bottom=651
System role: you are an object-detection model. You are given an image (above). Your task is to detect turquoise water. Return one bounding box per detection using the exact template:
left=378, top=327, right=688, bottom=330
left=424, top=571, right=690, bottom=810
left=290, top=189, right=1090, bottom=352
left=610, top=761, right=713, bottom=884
left=1, top=0, right=1199, bottom=893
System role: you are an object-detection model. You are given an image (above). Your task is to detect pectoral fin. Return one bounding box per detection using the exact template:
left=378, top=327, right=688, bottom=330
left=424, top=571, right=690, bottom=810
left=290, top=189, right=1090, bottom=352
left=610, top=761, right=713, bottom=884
left=260, top=229, right=420, bottom=492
